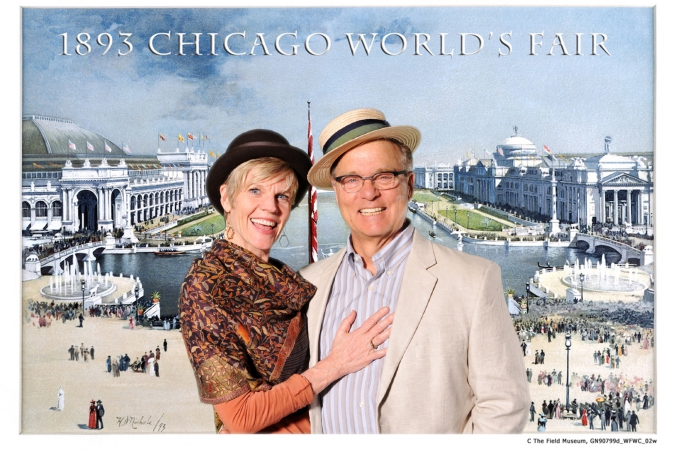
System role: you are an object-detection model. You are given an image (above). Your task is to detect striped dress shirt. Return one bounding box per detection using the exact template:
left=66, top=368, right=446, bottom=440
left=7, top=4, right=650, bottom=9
left=318, top=222, right=415, bottom=433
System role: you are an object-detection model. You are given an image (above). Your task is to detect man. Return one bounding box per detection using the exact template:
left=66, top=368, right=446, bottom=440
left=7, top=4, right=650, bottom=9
left=300, top=108, right=529, bottom=433
left=96, top=400, right=104, bottom=429
left=163, top=338, right=167, bottom=352
left=629, top=410, right=639, bottom=432
left=530, top=402, right=536, bottom=422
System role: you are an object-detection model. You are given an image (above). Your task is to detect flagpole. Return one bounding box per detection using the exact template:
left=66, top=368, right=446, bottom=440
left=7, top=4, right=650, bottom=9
left=307, top=101, right=318, bottom=264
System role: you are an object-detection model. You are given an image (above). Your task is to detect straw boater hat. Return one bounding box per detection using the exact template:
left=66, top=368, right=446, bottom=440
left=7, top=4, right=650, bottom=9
left=307, top=108, right=421, bottom=189
left=206, top=129, right=312, bottom=215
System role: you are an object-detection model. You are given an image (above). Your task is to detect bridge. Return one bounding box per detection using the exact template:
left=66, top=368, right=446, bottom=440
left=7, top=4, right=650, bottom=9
left=573, top=233, right=652, bottom=266
left=38, top=242, right=107, bottom=275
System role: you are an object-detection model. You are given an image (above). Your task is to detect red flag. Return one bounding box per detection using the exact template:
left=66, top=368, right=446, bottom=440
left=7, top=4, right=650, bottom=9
left=543, top=145, right=552, bottom=154
left=187, top=133, right=195, bottom=140
left=307, top=102, right=318, bottom=264
left=104, top=141, right=112, bottom=152
left=497, top=146, right=504, bottom=156
left=68, top=139, right=76, bottom=150
left=159, top=133, right=166, bottom=141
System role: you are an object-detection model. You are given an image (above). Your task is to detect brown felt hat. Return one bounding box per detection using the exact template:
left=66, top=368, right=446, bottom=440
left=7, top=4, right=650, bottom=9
left=307, top=108, right=421, bottom=189
left=206, top=129, right=312, bottom=215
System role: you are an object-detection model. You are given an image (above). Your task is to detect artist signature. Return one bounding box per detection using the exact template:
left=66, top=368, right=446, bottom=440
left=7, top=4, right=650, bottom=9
left=116, top=413, right=166, bottom=432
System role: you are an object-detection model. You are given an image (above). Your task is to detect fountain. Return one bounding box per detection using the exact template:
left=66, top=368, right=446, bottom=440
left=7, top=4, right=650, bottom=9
left=559, top=256, right=647, bottom=293
left=40, top=260, right=117, bottom=303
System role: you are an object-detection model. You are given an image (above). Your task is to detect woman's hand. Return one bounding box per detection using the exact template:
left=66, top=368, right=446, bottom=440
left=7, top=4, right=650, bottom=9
left=302, top=307, right=394, bottom=394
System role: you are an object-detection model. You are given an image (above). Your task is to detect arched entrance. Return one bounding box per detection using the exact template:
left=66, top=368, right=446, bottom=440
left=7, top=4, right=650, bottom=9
left=76, top=190, right=98, bottom=231
left=111, top=189, right=123, bottom=228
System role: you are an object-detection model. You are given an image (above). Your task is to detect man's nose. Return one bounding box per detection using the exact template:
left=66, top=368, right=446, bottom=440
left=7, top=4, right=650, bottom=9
left=359, top=178, right=380, bottom=200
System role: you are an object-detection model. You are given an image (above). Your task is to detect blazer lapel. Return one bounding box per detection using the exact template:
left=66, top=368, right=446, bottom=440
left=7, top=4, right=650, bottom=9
left=306, top=247, right=346, bottom=367
left=377, top=231, right=438, bottom=405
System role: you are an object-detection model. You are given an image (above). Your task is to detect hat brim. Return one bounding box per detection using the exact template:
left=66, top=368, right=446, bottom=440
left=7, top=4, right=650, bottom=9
left=307, top=125, right=420, bottom=189
left=206, top=142, right=312, bottom=215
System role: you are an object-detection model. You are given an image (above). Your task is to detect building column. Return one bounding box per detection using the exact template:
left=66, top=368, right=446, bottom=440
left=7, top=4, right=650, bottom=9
left=613, top=190, right=618, bottom=225
left=627, top=189, right=633, bottom=225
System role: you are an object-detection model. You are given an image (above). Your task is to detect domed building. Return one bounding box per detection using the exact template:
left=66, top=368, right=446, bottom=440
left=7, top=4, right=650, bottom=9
left=22, top=115, right=210, bottom=236
left=494, top=130, right=539, bottom=167
left=454, top=127, right=654, bottom=231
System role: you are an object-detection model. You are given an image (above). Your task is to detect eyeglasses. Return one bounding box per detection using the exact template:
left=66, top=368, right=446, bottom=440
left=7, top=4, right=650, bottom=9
left=333, top=170, right=410, bottom=193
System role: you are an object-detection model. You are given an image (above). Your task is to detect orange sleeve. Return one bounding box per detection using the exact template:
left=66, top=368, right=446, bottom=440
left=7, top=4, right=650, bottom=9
left=214, top=373, right=313, bottom=434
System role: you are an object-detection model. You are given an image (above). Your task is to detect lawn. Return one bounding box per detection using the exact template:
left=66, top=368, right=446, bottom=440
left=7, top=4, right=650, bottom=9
left=440, top=209, right=503, bottom=231
left=412, top=191, right=441, bottom=203
left=172, top=213, right=225, bottom=236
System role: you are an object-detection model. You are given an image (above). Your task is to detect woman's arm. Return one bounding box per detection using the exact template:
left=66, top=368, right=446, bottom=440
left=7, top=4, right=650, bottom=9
left=214, top=307, right=394, bottom=433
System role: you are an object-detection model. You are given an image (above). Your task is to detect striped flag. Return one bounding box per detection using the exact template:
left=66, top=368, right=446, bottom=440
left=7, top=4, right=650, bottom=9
left=497, top=147, right=504, bottom=156
left=68, top=139, right=76, bottom=150
left=86, top=141, right=94, bottom=151
left=123, top=143, right=131, bottom=154
left=307, top=101, right=318, bottom=264
left=543, top=145, right=552, bottom=154
left=104, top=141, right=112, bottom=152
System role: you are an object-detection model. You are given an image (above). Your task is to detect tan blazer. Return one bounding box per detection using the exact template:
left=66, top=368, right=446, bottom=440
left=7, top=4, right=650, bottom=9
left=299, top=230, right=530, bottom=433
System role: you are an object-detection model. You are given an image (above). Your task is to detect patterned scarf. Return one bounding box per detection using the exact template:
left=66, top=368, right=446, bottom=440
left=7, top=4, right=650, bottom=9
left=180, top=239, right=317, bottom=403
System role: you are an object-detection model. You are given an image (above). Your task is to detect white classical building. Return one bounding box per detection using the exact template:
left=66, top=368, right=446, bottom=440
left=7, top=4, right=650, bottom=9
left=22, top=115, right=211, bottom=235
left=453, top=130, right=654, bottom=229
left=413, top=162, right=454, bottom=191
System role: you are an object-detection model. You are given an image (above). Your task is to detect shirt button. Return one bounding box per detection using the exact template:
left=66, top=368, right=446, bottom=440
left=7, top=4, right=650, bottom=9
left=387, top=270, right=392, bottom=275
left=368, top=285, right=374, bottom=291
left=360, top=402, right=365, bottom=408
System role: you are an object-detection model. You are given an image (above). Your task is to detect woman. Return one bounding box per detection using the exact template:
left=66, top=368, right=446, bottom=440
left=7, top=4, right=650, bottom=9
left=180, top=129, right=393, bottom=434
left=581, top=407, right=588, bottom=426
left=88, top=400, right=97, bottom=429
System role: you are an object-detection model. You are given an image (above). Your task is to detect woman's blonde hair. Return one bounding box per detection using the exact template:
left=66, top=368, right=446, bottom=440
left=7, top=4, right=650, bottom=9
left=223, top=157, right=299, bottom=208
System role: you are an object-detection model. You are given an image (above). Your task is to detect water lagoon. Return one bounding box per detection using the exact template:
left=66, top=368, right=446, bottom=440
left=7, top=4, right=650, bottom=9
left=96, top=192, right=616, bottom=316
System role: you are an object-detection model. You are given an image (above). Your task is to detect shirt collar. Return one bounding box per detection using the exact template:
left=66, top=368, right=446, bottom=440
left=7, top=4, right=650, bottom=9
left=345, top=220, right=414, bottom=274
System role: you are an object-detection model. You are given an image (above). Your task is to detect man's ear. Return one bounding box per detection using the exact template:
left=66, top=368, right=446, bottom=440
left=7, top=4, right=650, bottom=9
left=406, top=172, right=415, bottom=200
left=219, top=184, right=231, bottom=213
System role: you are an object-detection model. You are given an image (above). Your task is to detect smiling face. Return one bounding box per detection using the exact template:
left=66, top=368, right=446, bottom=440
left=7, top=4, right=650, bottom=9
left=331, top=139, right=414, bottom=256
left=220, top=167, right=295, bottom=261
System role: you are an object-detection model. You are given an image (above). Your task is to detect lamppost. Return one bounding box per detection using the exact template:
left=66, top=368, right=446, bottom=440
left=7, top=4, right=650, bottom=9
left=525, top=281, right=530, bottom=314
left=134, top=284, right=140, bottom=326
left=80, top=279, right=85, bottom=313
left=211, top=223, right=215, bottom=236
left=467, top=211, right=470, bottom=229
left=579, top=273, right=585, bottom=303
left=565, top=333, right=572, bottom=411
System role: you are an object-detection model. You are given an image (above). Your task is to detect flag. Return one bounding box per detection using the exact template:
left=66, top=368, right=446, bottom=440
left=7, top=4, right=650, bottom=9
left=209, top=150, right=216, bottom=158
left=497, top=147, right=504, bottom=156
left=205, top=135, right=209, bottom=140
left=484, top=149, right=491, bottom=156
left=187, top=133, right=195, bottom=140
left=86, top=141, right=94, bottom=151
left=178, top=134, right=185, bottom=143
left=33, top=162, right=43, bottom=169
left=123, top=143, right=131, bottom=153
left=307, top=102, right=318, bottom=264
left=68, top=139, right=76, bottom=150
left=159, top=133, right=166, bottom=141
left=104, top=141, right=112, bottom=152
left=543, top=145, right=552, bottom=154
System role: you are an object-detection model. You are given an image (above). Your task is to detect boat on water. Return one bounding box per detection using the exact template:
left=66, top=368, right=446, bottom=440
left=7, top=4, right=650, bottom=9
left=154, top=246, right=186, bottom=256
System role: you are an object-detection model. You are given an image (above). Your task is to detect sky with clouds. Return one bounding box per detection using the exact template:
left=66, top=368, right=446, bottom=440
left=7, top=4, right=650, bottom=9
left=22, top=7, right=654, bottom=165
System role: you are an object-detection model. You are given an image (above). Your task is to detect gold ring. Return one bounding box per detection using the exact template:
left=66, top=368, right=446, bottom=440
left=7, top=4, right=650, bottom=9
left=370, top=340, right=377, bottom=350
